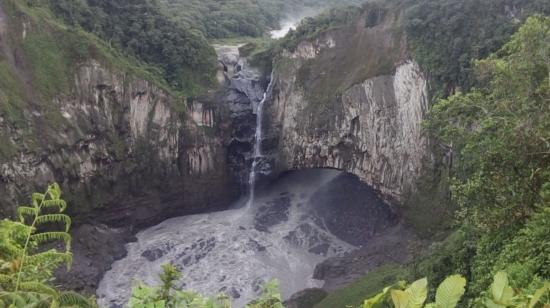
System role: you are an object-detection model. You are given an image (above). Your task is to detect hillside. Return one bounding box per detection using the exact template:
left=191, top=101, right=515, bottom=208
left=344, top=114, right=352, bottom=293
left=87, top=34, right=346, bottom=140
left=43, top=0, right=217, bottom=94
left=158, top=0, right=363, bottom=38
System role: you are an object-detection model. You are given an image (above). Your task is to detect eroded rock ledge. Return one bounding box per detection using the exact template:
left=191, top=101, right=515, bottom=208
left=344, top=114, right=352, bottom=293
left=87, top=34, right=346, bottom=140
left=266, top=9, right=431, bottom=203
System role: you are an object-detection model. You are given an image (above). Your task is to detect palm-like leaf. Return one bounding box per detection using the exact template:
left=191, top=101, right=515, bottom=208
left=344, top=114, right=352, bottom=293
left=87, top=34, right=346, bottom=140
left=391, top=289, right=411, bottom=308
left=491, top=271, right=514, bottom=304
left=406, top=277, right=428, bottom=308
left=26, top=251, right=72, bottom=267
left=0, top=183, right=89, bottom=307
left=435, top=275, right=466, bottom=308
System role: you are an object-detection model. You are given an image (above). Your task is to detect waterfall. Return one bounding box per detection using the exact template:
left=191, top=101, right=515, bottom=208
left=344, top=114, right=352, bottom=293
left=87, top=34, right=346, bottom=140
left=247, top=72, right=275, bottom=208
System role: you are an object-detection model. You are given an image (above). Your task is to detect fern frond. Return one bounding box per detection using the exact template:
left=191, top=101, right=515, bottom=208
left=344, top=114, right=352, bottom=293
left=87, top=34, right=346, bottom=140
left=19, top=281, right=59, bottom=298
left=0, top=273, right=14, bottom=286
left=0, top=291, right=53, bottom=307
left=30, top=232, right=72, bottom=250
left=31, top=193, right=45, bottom=208
left=26, top=251, right=73, bottom=269
left=0, top=291, right=25, bottom=307
left=0, top=242, right=24, bottom=259
left=17, top=207, right=38, bottom=220
left=59, top=291, right=94, bottom=308
left=35, top=214, right=72, bottom=232
left=48, top=183, right=62, bottom=200
left=40, top=200, right=67, bottom=213
left=25, top=292, right=54, bottom=308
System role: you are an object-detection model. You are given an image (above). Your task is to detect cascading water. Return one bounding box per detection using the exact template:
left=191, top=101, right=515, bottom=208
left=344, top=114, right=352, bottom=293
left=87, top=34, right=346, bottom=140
left=247, top=72, right=275, bottom=208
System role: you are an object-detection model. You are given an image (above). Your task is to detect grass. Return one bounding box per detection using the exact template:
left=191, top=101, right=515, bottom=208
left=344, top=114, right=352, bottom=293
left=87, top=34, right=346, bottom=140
left=9, top=0, right=178, bottom=95
left=401, top=167, right=456, bottom=240
left=22, top=32, right=72, bottom=101
left=0, top=62, right=26, bottom=126
left=314, top=230, right=469, bottom=308
left=0, top=0, right=194, bottom=132
left=210, top=36, right=274, bottom=46
left=314, top=265, right=411, bottom=308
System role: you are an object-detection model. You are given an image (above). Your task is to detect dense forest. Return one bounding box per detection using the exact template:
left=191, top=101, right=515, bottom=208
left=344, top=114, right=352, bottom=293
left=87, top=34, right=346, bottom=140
left=42, top=0, right=216, bottom=93
left=38, top=0, right=362, bottom=93
left=157, top=0, right=362, bottom=38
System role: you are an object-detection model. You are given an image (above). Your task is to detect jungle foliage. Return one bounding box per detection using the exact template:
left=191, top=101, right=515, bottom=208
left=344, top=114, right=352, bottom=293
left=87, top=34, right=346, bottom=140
left=363, top=272, right=550, bottom=308
left=403, top=0, right=550, bottom=96
left=279, top=5, right=362, bottom=51
left=426, top=14, right=550, bottom=298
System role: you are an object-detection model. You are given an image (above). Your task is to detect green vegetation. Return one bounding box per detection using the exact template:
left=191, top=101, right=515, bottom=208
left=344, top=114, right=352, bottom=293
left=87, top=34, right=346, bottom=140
left=363, top=274, right=466, bottom=308
left=42, top=0, right=216, bottom=94
left=362, top=272, right=550, bottom=308
left=403, top=0, right=550, bottom=96
left=0, top=0, right=190, bottom=164
left=280, top=6, right=361, bottom=51
left=290, top=12, right=550, bottom=308
left=1, top=0, right=549, bottom=307
left=128, top=264, right=284, bottom=308
left=315, top=265, right=410, bottom=308
left=0, top=183, right=94, bottom=307
left=424, top=13, right=550, bottom=298
left=157, top=0, right=362, bottom=39
left=0, top=0, right=180, bottom=111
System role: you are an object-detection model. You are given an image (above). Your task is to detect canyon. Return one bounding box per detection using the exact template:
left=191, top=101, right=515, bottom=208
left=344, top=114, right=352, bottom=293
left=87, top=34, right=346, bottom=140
left=0, top=1, right=433, bottom=306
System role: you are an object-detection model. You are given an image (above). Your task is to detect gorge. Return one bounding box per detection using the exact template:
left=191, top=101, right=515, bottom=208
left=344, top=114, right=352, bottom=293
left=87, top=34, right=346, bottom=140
left=1, top=0, right=549, bottom=307
left=0, top=0, right=436, bottom=302
left=96, top=33, right=425, bottom=304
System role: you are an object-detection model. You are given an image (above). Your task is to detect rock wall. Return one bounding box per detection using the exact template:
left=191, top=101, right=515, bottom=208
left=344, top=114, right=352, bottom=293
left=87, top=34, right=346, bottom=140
left=0, top=57, right=237, bottom=226
left=0, top=3, right=240, bottom=291
left=0, top=4, right=238, bottom=224
left=214, top=44, right=271, bottom=186
left=266, top=8, right=431, bottom=202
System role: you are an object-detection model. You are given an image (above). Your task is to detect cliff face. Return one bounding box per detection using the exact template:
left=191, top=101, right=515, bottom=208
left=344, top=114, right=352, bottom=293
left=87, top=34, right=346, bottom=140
left=266, top=8, right=431, bottom=202
left=0, top=3, right=238, bottom=227
left=0, top=1, right=241, bottom=291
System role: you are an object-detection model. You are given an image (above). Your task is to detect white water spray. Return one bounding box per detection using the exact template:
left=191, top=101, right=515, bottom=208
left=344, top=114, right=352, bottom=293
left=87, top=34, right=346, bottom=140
left=97, top=170, right=355, bottom=308
left=247, top=72, right=275, bottom=208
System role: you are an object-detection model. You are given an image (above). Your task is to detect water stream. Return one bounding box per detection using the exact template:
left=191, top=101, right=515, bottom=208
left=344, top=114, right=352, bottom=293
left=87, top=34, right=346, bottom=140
left=247, top=72, right=275, bottom=208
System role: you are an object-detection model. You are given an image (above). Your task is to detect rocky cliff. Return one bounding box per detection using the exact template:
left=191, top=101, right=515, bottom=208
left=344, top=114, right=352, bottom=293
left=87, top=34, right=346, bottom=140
left=266, top=7, right=432, bottom=203
left=0, top=7, right=237, bottom=223
left=0, top=1, right=239, bottom=291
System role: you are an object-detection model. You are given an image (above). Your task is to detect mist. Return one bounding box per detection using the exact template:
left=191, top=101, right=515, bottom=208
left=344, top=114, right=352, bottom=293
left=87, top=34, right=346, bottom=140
left=270, top=7, right=326, bottom=39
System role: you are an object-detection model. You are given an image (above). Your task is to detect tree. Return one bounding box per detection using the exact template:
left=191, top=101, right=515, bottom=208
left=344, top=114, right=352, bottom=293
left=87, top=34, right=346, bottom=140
left=426, top=15, right=550, bottom=294
left=128, top=264, right=285, bottom=308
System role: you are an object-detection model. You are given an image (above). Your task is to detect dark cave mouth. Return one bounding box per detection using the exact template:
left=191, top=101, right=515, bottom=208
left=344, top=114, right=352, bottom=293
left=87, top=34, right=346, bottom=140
left=252, top=168, right=399, bottom=246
